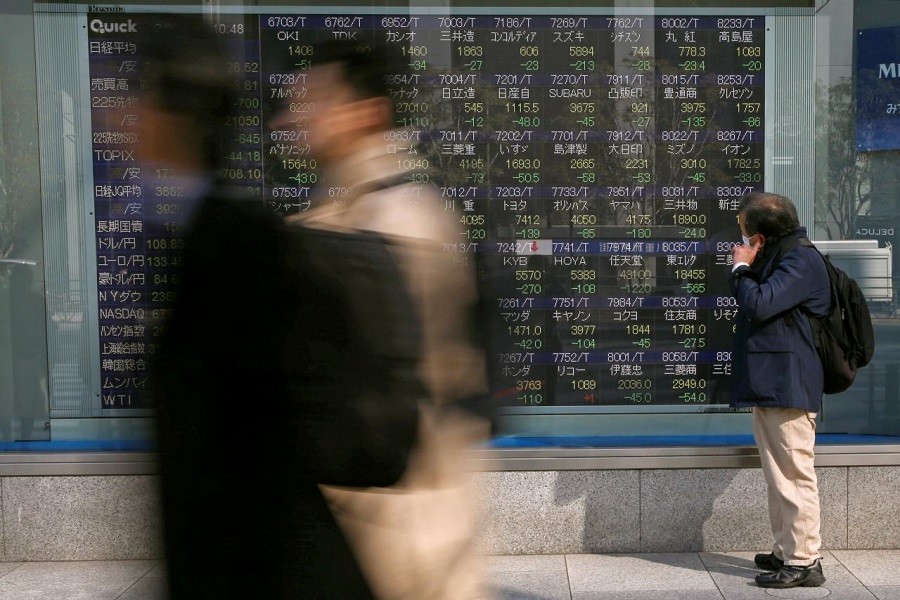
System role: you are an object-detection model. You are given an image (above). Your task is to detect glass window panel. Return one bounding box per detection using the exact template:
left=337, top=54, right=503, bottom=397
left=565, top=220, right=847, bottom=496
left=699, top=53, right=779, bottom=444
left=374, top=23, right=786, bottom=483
left=0, top=0, right=894, bottom=452
left=0, top=0, right=50, bottom=442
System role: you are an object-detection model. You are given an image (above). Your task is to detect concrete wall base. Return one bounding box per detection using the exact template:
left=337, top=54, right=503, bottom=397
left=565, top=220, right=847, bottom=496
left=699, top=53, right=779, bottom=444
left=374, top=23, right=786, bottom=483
left=0, top=467, right=897, bottom=560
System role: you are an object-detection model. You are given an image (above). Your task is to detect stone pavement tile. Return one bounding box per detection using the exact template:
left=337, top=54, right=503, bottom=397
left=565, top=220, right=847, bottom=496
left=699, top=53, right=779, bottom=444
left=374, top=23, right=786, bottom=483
left=0, top=565, right=22, bottom=579
left=831, top=550, right=900, bottom=586
left=566, top=553, right=722, bottom=600
left=486, top=555, right=571, bottom=600
left=0, top=561, right=156, bottom=600
left=567, top=592, right=723, bottom=600
left=868, top=587, right=900, bottom=600
left=699, top=551, right=878, bottom=600
left=117, top=562, right=167, bottom=600
left=0, top=581, right=45, bottom=600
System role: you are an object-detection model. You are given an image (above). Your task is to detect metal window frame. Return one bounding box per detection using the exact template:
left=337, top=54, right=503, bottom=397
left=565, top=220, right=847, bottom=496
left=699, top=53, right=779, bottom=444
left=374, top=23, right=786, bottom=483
left=0, top=444, right=898, bottom=476
left=469, top=444, right=900, bottom=471
left=0, top=452, right=157, bottom=476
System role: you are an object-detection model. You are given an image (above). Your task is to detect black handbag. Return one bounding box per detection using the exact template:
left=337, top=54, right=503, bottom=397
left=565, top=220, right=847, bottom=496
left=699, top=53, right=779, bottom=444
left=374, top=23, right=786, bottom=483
left=280, top=224, right=424, bottom=487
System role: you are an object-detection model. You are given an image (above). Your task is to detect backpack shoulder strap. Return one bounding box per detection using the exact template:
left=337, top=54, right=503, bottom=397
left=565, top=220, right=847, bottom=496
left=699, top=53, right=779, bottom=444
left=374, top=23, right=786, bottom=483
left=773, top=238, right=827, bottom=326
left=774, top=237, right=815, bottom=262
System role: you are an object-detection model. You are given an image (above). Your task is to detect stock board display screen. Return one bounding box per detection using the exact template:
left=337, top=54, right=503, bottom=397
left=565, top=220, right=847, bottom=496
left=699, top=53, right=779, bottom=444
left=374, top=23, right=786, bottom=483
left=88, top=10, right=764, bottom=409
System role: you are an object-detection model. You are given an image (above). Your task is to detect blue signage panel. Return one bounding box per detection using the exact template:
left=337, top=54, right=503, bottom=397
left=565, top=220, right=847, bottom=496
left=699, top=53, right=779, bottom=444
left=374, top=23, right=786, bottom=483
left=857, top=26, right=900, bottom=151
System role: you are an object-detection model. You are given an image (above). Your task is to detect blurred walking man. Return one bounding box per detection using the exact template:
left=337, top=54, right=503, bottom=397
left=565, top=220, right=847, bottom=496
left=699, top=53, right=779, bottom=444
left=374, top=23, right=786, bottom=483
left=272, top=40, right=489, bottom=599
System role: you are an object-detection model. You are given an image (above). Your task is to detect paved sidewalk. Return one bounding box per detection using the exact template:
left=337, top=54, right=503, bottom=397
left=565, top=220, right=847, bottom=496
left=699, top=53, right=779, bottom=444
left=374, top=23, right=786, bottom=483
left=489, top=551, right=900, bottom=600
left=0, top=550, right=896, bottom=599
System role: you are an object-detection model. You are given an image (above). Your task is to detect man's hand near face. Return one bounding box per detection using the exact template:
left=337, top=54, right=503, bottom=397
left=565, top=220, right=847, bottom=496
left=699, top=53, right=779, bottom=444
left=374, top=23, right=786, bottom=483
left=732, top=237, right=763, bottom=267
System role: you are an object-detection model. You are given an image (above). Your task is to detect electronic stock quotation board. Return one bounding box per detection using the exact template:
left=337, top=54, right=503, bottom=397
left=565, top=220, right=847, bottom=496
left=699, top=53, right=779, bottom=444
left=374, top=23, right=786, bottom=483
left=87, top=9, right=764, bottom=411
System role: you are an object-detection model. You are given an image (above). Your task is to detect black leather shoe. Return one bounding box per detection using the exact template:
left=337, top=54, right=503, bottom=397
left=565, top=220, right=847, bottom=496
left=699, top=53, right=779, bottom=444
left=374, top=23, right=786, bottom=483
left=755, top=559, right=825, bottom=588
left=754, top=552, right=784, bottom=571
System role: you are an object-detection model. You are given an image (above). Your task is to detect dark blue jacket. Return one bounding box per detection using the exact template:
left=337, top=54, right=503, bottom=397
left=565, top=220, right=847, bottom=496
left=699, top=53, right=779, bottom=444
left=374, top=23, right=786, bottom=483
left=729, top=227, right=831, bottom=411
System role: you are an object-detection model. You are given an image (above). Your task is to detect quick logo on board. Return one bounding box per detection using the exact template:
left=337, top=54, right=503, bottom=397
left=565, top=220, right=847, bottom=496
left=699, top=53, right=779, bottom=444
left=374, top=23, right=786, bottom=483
left=89, top=19, right=137, bottom=34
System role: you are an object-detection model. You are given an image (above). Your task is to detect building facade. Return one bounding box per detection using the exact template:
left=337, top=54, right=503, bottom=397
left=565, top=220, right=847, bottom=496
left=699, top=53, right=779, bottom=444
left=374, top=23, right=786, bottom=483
left=0, top=0, right=898, bottom=559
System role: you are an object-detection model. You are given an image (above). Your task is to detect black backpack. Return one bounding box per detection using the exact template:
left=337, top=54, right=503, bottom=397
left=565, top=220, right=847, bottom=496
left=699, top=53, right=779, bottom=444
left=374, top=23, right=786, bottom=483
left=785, top=239, right=876, bottom=394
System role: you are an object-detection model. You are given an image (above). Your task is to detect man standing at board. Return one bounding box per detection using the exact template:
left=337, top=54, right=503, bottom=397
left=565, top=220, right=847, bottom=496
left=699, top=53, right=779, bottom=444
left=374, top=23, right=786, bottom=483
left=729, top=192, right=830, bottom=589
left=270, top=39, right=490, bottom=599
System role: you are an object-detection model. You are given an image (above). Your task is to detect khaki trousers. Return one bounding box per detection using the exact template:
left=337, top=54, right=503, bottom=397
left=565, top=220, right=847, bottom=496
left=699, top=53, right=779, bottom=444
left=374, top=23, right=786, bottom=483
left=752, top=407, right=821, bottom=566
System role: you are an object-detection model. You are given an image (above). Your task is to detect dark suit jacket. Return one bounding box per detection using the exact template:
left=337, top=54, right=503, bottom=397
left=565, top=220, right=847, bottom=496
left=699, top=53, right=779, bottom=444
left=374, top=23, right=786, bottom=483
left=729, top=227, right=831, bottom=411
left=152, top=187, right=416, bottom=599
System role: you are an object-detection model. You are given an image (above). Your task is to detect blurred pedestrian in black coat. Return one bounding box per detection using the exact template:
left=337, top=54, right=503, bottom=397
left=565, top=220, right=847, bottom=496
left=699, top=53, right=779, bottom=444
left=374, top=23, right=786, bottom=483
left=143, top=17, right=418, bottom=599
